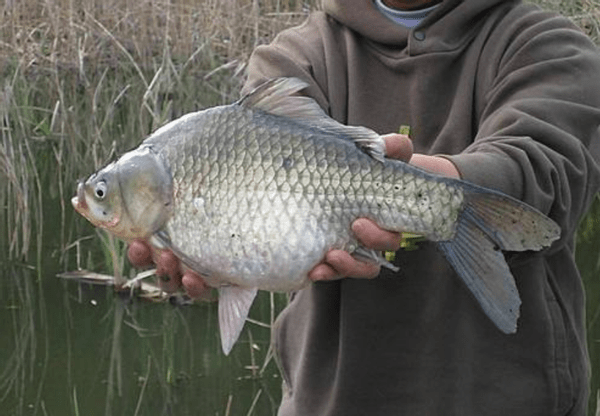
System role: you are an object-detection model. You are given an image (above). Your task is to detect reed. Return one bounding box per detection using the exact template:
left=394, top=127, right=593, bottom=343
left=0, top=0, right=599, bottom=415
left=0, top=0, right=318, bottom=266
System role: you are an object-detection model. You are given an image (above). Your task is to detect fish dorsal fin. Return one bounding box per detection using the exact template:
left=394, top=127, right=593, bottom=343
left=239, top=78, right=386, bottom=162
left=239, top=77, right=310, bottom=114
left=218, top=286, right=258, bottom=355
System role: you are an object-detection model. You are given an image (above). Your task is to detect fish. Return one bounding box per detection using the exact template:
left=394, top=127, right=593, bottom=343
left=72, top=77, right=561, bottom=355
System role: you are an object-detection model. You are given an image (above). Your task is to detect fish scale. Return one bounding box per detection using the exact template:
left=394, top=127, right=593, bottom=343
left=160, top=104, right=462, bottom=293
left=72, top=77, right=561, bottom=355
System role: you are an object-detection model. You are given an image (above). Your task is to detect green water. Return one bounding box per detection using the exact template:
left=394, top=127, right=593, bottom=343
left=0, top=250, right=287, bottom=416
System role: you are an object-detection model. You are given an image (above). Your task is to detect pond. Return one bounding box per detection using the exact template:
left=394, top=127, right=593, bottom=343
left=0, top=220, right=288, bottom=416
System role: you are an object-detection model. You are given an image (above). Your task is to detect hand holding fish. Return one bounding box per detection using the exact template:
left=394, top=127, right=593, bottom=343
left=127, top=217, right=398, bottom=291
left=128, top=240, right=209, bottom=297
left=75, top=78, right=558, bottom=354
left=311, top=134, right=461, bottom=281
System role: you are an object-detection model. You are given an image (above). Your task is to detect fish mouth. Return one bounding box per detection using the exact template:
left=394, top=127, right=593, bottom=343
left=72, top=181, right=88, bottom=213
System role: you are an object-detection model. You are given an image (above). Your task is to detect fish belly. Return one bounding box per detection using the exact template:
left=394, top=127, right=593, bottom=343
left=166, top=187, right=350, bottom=292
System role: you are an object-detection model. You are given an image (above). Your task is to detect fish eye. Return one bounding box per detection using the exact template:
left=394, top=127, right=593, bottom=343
left=94, top=181, right=107, bottom=200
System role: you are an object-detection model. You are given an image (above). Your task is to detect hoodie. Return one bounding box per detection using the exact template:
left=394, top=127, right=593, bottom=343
left=243, top=0, right=600, bottom=414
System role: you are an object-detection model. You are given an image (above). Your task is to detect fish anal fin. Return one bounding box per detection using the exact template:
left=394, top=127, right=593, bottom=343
left=218, top=286, right=258, bottom=355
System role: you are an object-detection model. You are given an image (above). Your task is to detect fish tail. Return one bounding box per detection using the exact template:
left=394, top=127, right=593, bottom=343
left=437, top=188, right=560, bottom=334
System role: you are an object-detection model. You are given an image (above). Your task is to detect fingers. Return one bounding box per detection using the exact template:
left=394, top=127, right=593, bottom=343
left=409, top=154, right=461, bottom=178
left=352, top=219, right=401, bottom=252
left=308, top=262, right=339, bottom=281
left=128, top=240, right=211, bottom=298
left=382, top=133, right=413, bottom=162
left=181, top=270, right=211, bottom=299
left=127, top=240, right=181, bottom=291
left=308, top=217, right=401, bottom=282
left=309, top=250, right=381, bottom=281
left=127, top=240, right=154, bottom=268
left=155, top=250, right=182, bottom=292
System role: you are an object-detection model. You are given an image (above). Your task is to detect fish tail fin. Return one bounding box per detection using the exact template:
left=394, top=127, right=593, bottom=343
left=437, top=190, right=560, bottom=334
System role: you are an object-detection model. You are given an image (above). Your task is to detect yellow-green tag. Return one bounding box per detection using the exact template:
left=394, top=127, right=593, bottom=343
left=385, top=250, right=396, bottom=262
left=399, top=232, right=426, bottom=251
left=398, top=125, right=411, bottom=137
left=384, top=232, right=426, bottom=262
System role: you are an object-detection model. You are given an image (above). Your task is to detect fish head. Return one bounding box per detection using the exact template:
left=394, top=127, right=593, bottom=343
left=72, top=162, right=124, bottom=231
left=72, top=146, right=173, bottom=241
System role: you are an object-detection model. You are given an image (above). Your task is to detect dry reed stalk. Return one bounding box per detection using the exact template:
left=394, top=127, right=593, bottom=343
left=1, top=0, right=318, bottom=263
left=0, top=0, right=317, bottom=72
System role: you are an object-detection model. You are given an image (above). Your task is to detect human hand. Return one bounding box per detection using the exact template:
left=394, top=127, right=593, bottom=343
left=127, top=240, right=210, bottom=298
left=308, top=133, right=411, bottom=281
left=308, top=133, right=460, bottom=282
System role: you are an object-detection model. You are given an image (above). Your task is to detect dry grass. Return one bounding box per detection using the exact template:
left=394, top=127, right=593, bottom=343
left=0, top=0, right=318, bottom=262
left=0, top=0, right=313, bottom=75
left=531, top=0, right=600, bottom=41
left=0, top=0, right=597, bottom=262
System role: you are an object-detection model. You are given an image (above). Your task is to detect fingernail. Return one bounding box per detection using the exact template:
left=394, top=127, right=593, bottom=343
left=351, top=219, right=366, bottom=234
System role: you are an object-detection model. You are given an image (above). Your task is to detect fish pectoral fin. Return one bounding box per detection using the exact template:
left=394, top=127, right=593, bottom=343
left=352, top=136, right=386, bottom=163
left=218, top=286, right=258, bottom=355
left=149, top=230, right=172, bottom=249
left=352, top=247, right=400, bottom=272
left=437, top=218, right=521, bottom=335
left=150, top=230, right=213, bottom=277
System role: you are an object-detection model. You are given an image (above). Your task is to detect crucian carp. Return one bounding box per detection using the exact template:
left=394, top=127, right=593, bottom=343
left=72, top=78, right=561, bottom=355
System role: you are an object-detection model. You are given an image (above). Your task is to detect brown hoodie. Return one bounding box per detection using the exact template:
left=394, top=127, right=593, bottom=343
left=244, top=0, right=600, bottom=414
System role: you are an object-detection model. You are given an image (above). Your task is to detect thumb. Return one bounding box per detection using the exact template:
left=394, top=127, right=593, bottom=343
left=382, top=133, right=413, bottom=162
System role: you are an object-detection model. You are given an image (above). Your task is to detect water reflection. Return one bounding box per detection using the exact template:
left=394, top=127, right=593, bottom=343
left=0, top=260, right=286, bottom=415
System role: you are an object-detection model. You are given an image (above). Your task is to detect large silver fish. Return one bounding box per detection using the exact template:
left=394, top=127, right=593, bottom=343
left=72, top=78, right=561, bottom=354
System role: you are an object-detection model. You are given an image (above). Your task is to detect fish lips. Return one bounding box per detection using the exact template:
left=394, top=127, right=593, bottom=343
left=72, top=181, right=89, bottom=215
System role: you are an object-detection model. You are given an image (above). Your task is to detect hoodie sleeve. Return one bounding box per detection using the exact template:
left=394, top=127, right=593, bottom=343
left=242, top=13, right=332, bottom=112
left=445, top=10, right=600, bottom=235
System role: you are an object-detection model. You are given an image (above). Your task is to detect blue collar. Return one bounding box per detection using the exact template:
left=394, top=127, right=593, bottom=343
left=374, top=0, right=440, bottom=28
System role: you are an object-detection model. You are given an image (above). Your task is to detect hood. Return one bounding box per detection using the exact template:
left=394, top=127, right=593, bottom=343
left=322, top=0, right=516, bottom=50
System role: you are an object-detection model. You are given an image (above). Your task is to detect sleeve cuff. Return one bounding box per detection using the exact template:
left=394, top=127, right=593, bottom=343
left=442, top=152, right=524, bottom=200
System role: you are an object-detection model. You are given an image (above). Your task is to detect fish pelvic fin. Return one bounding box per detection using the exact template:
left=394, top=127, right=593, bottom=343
left=218, top=286, right=258, bottom=355
left=437, top=189, right=561, bottom=334
left=352, top=246, right=400, bottom=272
left=239, top=78, right=386, bottom=162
